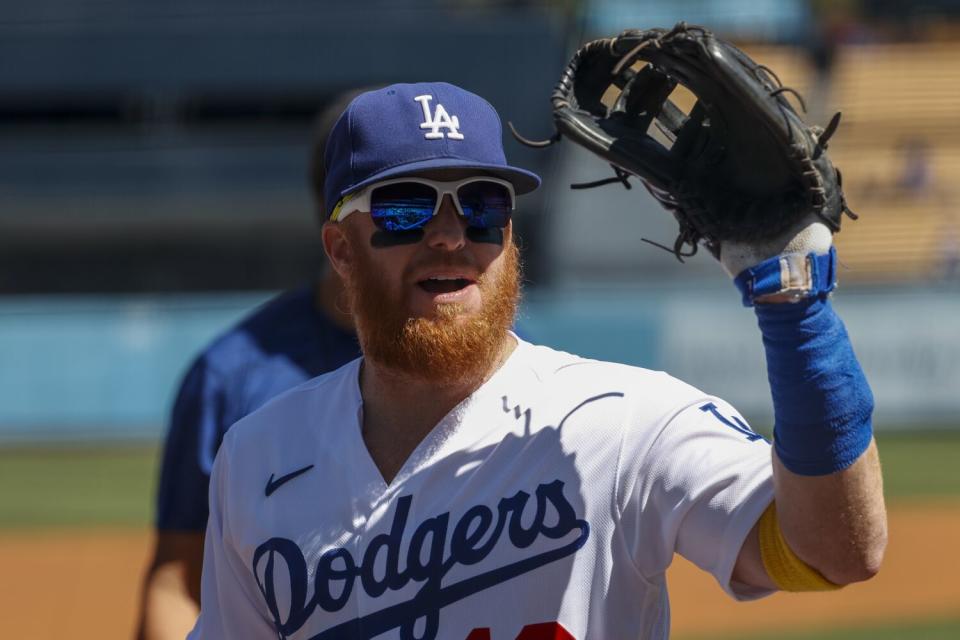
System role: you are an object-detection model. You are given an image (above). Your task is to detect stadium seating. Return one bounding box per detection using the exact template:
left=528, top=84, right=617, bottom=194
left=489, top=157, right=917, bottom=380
left=744, top=43, right=960, bottom=281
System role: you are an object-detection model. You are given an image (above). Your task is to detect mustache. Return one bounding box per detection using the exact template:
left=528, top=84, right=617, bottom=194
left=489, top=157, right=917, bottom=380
left=404, top=254, right=485, bottom=278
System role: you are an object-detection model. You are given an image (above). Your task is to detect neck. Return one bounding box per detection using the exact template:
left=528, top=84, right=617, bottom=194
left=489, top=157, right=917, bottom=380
left=358, top=333, right=516, bottom=483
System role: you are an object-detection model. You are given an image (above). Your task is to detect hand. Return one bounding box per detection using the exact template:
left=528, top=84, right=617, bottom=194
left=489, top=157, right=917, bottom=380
left=718, top=214, right=834, bottom=278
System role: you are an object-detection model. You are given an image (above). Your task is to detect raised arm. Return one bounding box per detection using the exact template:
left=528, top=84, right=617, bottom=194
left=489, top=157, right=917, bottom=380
left=726, top=233, right=887, bottom=591
left=509, top=21, right=888, bottom=596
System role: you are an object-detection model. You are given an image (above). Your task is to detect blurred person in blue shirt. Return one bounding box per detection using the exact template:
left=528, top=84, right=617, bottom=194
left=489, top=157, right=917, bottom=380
left=134, top=92, right=363, bottom=640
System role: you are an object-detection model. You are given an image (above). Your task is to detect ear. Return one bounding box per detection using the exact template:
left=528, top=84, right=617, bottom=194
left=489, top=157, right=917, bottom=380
left=322, top=222, right=353, bottom=280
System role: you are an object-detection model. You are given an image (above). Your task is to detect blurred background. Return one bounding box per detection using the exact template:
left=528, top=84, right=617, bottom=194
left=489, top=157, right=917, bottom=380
left=1, top=0, right=958, bottom=638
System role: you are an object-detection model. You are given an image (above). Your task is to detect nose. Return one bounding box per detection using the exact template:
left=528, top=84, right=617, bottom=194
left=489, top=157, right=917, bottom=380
left=423, top=194, right=467, bottom=251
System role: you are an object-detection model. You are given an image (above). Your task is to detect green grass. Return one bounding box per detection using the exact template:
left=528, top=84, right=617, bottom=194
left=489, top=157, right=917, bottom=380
left=0, top=429, right=957, bottom=530
left=677, top=617, right=960, bottom=640
left=0, top=436, right=957, bottom=640
left=0, top=444, right=160, bottom=528
left=875, top=431, right=960, bottom=499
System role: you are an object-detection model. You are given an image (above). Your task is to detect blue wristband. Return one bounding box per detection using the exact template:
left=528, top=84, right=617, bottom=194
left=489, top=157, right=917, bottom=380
left=737, top=250, right=874, bottom=476
left=733, top=247, right=837, bottom=307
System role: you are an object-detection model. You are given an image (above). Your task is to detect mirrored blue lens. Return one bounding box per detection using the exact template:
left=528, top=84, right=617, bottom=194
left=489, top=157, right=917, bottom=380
left=370, top=183, right=437, bottom=232
left=369, top=180, right=513, bottom=233
left=457, top=181, right=513, bottom=228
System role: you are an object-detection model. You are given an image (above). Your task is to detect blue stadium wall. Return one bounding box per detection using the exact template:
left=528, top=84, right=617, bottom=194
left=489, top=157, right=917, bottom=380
left=0, top=286, right=955, bottom=442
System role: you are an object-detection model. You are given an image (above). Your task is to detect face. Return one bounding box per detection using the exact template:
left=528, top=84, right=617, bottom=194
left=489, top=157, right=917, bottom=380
left=323, top=171, right=521, bottom=385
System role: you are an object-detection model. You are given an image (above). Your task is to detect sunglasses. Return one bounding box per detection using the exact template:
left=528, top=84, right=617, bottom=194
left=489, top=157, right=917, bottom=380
left=330, top=177, right=516, bottom=232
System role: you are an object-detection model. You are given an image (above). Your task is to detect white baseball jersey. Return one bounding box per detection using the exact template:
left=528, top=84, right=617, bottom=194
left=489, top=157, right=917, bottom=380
left=189, top=338, right=774, bottom=640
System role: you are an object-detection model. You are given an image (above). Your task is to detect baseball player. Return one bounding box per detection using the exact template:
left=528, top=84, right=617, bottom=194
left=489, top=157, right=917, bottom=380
left=188, top=82, right=886, bottom=640
left=135, top=93, right=364, bottom=640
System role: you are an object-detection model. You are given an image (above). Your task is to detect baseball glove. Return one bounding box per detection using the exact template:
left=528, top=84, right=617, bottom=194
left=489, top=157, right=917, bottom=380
left=512, top=23, right=856, bottom=261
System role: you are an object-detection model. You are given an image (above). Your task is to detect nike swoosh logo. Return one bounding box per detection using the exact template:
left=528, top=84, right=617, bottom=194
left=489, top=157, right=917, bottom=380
left=265, top=464, right=315, bottom=497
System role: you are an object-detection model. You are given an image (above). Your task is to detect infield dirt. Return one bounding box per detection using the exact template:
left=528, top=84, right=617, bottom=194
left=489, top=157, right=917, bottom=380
left=1, top=500, right=957, bottom=639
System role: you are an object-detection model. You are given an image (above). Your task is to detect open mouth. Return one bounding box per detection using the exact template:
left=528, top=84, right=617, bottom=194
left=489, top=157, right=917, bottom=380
left=418, top=276, right=474, bottom=294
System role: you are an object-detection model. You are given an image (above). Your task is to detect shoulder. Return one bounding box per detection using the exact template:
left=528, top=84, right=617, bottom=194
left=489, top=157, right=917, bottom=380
left=199, top=288, right=316, bottom=372
left=220, top=357, right=361, bottom=457
left=189, top=291, right=304, bottom=382
left=236, top=286, right=317, bottom=334
left=516, top=339, right=707, bottom=410
left=511, top=339, right=728, bottom=462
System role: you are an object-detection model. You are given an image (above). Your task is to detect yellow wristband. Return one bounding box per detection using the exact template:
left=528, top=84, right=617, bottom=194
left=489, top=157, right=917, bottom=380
left=758, top=502, right=841, bottom=592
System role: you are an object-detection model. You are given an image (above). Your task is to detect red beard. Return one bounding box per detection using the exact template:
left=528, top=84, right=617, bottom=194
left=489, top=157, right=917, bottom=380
left=344, top=237, right=521, bottom=386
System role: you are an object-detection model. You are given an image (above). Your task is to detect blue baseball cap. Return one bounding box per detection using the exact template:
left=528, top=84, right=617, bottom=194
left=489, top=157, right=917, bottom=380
left=323, top=82, right=541, bottom=219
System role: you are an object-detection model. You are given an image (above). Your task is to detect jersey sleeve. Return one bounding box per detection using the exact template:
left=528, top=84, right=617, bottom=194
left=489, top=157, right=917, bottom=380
left=187, top=434, right=277, bottom=639
left=620, top=397, right=775, bottom=600
left=156, top=356, right=230, bottom=531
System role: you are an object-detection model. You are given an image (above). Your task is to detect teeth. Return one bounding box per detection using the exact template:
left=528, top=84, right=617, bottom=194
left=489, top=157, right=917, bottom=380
left=428, top=276, right=463, bottom=281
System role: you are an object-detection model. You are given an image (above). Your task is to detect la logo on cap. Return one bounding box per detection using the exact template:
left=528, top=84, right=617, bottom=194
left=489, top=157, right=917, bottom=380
left=414, top=94, right=464, bottom=140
